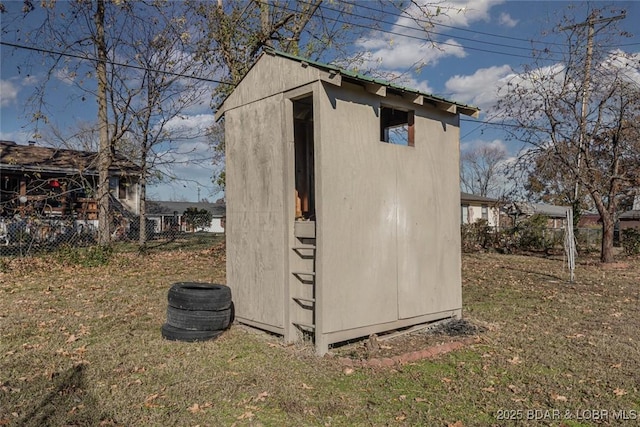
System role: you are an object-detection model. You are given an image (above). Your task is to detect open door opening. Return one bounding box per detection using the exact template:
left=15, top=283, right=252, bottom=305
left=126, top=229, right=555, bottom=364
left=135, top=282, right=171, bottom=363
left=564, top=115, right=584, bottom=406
left=293, top=96, right=315, bottom=220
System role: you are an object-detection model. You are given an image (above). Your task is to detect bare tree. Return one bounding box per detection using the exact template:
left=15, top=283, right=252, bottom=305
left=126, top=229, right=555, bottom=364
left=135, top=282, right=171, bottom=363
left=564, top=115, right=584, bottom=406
left=493, top=6, right=640, bottom=262
left=4, top=1, right=216, bottom=247
left=460, top=143, right=508, bottom=198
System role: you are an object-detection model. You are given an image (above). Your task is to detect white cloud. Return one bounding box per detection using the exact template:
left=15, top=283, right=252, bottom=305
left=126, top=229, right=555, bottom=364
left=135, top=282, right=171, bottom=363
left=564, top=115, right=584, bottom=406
left=461, top=138, right=508, bottom=153
left=359, top=37, right=466, bottom=71
left=0, top=79, right=19, bottom=107
left=53, top=68, right=76, bottom=86
left=601, top=50, right=640, bottom=85
left=498, top=12, right=518, bottom=28
left=445, top=64, right=514, bottom=109
left=395, top=0, right=504, bottom=30
left=354, top=0, right=504, bottom=73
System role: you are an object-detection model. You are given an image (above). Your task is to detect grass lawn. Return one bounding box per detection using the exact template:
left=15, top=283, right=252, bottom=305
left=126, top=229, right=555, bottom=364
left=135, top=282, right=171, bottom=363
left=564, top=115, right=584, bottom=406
left=1, top=243, right=639, bottom=426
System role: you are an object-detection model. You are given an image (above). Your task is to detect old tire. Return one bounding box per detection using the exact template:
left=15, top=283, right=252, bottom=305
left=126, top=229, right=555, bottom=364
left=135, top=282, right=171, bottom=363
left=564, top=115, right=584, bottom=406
left=166, top=305, right=232, bottom=331
left=167, top=282, right=232, bottom=311
left=161, top=323, right=223, bottom=342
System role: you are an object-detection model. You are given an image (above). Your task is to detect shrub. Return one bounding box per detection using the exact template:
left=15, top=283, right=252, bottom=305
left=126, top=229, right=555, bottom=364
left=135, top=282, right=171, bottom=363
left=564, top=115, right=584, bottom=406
left=516, top=214, right=554, bottom=252
left=461, top=220, right=496, bottom=253
left=622, top=228, right=640, bottom=256
left=54, top=244, right=114, bottom=267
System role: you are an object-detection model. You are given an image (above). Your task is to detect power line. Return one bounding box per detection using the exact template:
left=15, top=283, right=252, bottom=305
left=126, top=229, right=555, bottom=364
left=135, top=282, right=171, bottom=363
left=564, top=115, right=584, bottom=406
left=461, top=118, right=525, bottom=129
left=337, top=0, right=569, bottom=48
left=280, top=2, right=562, bottom=61
left=0, top=40, right=235, bottom=86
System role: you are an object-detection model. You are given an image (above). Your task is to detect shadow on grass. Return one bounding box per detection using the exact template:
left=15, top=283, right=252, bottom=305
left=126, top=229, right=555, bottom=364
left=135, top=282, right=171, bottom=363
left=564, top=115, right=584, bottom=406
left=498, top=264, right=567, bottom=282
left=17, top=364, right=114, bottom=427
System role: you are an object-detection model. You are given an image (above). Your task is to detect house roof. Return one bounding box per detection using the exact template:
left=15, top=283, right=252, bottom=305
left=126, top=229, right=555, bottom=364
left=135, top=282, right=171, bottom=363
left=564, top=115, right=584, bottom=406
left=508, top=201, right=569, bottom=218
left=0, top=140, right=139, bottom=176
left=619, top=210, right=640, bottom=220
left=460, top=192, right=500, bottom=204
left=217, top=49, right=480, bottom=119
left=146, top=200, right=226, bottom=217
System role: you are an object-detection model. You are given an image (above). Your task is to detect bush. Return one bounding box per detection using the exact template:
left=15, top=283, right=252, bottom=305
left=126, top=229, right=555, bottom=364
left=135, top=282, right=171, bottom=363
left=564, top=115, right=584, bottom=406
left=54, top=244, right=114, bottom=267
left=622, top=228, right=640, bottom=256
left=515, top=214, right=555, bottom=252
left=461, top=220, right=496, bottom=253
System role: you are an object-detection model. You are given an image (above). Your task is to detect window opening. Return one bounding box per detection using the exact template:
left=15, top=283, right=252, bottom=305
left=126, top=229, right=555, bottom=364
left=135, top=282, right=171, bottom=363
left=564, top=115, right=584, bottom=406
left=293, top=96, right=315, bottom=220
left=380, top=106, right=414, bottom=146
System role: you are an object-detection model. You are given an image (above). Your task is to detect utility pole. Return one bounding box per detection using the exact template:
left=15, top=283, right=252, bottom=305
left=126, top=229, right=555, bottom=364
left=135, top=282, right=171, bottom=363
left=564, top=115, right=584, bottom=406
left=561, top=11, right=626, bottom=205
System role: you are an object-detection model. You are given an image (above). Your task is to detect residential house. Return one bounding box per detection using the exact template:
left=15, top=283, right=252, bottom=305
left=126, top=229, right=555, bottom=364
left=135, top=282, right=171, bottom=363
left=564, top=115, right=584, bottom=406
left=0, top=140, right=140, bottom=219
left=146, top=200, right=225, bottom=234
left=216, top=49, right=479, bottom=354
left=460, top=192, right=501, bottom=229
left=505, top=201, right=570, bottom=229
left=619, top=210, right=640, bottom=238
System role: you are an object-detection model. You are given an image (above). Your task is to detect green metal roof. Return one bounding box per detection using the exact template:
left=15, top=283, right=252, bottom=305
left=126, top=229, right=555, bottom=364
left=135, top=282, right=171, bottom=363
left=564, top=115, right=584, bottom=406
left=265, top=48, right=480, bottom=117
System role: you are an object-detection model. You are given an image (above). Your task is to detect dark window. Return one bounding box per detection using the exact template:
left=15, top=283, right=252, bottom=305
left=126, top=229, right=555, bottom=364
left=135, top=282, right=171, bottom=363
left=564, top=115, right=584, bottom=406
left=380, top=107, right=414, bottom=146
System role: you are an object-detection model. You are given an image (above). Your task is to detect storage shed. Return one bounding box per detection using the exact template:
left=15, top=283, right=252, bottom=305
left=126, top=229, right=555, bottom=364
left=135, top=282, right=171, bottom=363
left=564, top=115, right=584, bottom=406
left=216, top=50, right=479, bottom=355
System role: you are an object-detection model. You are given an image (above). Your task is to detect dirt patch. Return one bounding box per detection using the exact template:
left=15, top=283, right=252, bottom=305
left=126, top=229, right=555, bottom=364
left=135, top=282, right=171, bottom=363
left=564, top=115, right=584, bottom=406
left=328, top=319, right=486, bottom=363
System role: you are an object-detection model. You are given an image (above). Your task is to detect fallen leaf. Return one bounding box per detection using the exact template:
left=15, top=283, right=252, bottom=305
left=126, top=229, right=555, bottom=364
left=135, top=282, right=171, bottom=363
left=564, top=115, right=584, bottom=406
left=254, top=391, right=268, bottom=402
left=188, top=403, right=202, bottom=413
left=395, top=413, right=407, bottom=421
left=398, top=395, right=407, bottom=401
left=415, top=397, right=428, bottom=403
left=508, top=356, right=522, bottom=365
left=441, top=377, right=452, bottom=383
left=610, top=363, right=622, bottom=369
left=66, top=334, right=78, bottom=344
left=482, top=386, right=495, bottom=393
left=448, top=422, right=464, bottom=427
left=301, top=383, right=314, bottom=390
left=343, top=367, right=354, bottom=375
left=613, top=388, right=627, bottom=396
left=237, top=411, right=254, bottom=420
left=551, top=393, right=567, bottom=402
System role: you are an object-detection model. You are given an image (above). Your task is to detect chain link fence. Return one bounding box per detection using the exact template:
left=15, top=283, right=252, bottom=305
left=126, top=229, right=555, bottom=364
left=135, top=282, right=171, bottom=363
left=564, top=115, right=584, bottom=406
left=461, top=221, right=605, bottom=255
left=0, top=212, right=223, bottom=257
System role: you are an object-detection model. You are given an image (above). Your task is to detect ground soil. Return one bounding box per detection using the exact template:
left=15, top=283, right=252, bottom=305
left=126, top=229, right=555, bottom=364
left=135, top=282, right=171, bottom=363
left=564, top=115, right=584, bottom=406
left=328, top=319, right=486, bottom=361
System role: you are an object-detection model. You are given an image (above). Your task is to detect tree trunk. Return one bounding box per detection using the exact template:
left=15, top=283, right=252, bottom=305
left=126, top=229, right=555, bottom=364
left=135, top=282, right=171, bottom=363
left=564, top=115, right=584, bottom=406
left=600, top=214, right=615, bottom=263
left=95, top=0, right=112, bottom=246
left=138, top=171, right=147, bottom=249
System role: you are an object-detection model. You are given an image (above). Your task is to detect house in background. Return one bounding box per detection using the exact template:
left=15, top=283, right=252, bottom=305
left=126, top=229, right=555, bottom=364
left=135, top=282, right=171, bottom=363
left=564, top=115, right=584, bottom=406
left=618, top=210, right=640, bottom=239
left=0, top=140, right=140, bottom=219
left=460, top=192, right=501, bottom=229
left=145, top=200, right=225, bottom=233
left=217, top=49, right=479, bottom=354
left=505, top=201, right=569, bottom=229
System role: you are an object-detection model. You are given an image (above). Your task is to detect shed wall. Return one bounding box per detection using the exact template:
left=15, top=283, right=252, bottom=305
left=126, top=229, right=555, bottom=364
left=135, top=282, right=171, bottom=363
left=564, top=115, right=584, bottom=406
left=316, top=83, right=462, bottom=335
left=225, top=94, right=288, bottom=332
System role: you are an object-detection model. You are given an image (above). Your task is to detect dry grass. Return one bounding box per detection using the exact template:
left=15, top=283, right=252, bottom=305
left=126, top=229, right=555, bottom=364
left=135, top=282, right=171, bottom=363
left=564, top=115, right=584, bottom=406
left=1, top=245, right=639, bottom=426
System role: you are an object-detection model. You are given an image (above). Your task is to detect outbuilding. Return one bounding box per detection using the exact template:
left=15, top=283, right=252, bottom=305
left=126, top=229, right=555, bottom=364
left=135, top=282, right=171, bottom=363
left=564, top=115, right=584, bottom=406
left=216, top=49, right=479, bottom=354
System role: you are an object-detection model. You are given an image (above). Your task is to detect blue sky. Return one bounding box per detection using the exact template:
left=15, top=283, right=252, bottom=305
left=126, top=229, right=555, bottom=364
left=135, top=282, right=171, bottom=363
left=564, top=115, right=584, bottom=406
left=1, top=1, right=639, bottom=201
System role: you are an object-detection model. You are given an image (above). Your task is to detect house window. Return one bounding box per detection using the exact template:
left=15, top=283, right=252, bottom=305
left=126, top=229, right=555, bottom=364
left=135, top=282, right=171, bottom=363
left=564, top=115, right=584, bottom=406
left=481, top=205, right=488, bottom=220
left=109, top=176, right=131, bottom=200
left=380, top=106, right=414, bottom=146
left=119, top=179, right=128, bottom=200
left=461, top=204, right=469, bottom=224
